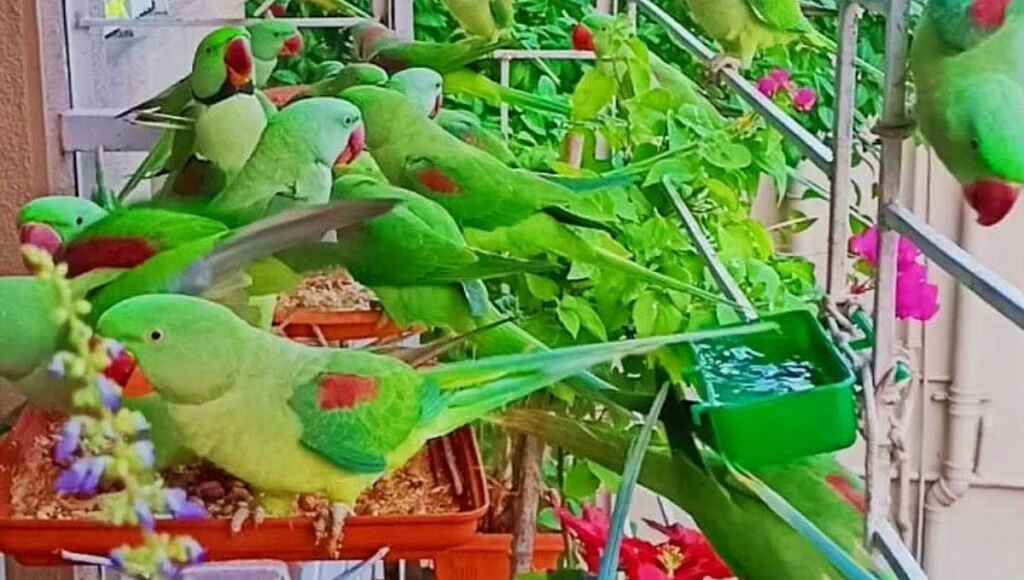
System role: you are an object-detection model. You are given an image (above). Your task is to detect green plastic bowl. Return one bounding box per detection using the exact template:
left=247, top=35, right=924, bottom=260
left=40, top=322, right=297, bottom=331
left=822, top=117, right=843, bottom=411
left=686, top=309, right=857, bottom=467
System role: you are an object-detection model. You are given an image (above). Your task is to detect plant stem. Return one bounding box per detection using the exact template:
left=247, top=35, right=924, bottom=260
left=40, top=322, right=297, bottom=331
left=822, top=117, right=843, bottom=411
left=509, top=433, right=545, bottom=579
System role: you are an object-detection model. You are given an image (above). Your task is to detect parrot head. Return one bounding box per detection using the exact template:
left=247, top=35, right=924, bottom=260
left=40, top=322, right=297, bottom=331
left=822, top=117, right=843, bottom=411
left=386, top=68, right=444, bottom=119
left=191, top=27, right=254, bottom=102
left=248, top=20, right=303, bottom=61
left=16, top=196, right=109, bottom=266
left=97, top=295, right=250, bottom=405
left=280, top=97, right=366, bottom=170
left=572, top=13, right=617, bottom=52
left=349, top=20, right=393, bottom=60
left=928, top=0, right=1011, bottom=51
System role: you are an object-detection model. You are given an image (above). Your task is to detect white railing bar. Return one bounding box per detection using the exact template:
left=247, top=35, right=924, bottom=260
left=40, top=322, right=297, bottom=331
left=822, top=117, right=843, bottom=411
left=61, top=109, right=159, bottom=152
left=75, top=15, right=364, bottom=29
left=882, top=204, right=1024, bottom=330
left=632, top=0, right=834, bottom=174
left=826, top=1, right=862, bottom=295
left=664, top=177, right=758, bottom=321
left=492, top=49, right=596, bottom=60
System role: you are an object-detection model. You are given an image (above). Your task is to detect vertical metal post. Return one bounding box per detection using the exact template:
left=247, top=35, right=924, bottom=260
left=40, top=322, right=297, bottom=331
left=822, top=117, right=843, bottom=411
left=499, top=57, right=511, bottom=136
left=869, top=0, right=913, bottom=549
left=390, top=0, right=414, bottom=40
left=826, top=0, right=861, bottom=295
left=65, top=0, right=104, bottom=198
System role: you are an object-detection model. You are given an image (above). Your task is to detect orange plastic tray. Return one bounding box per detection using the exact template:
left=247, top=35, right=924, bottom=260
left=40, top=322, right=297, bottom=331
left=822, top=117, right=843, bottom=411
left=0, top=408, right=489, bottom=566
left=434, top=533, right=565, bottom=579
left=273, top=308, right=409, bottom=343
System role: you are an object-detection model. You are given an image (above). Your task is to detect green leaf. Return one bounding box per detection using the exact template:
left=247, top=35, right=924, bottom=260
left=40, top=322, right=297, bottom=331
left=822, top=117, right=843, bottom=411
left=564, top=461, right=601, bottom=501
left=569, top=296, right=609, bottom=341
left=537, top=507, right=561, bottom=531
left=701, top=140, right=753, bottom=170
left=525, top=273, right=560, bottom=302
left=633, top=290, right=684, bottom=337
left=644, top=159, right=692, bottom=188
left=556, top=302, right=582, bottom=338
left=572, top=68, right=616, bottom=121
left=587, top=460, right=622, bottom=492
left=715, top=303, right=743, bottom=325
left=270, top=69, right=302, bottom=86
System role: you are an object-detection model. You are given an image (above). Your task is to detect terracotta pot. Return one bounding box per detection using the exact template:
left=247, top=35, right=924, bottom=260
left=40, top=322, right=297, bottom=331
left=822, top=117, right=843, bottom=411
left=0, top=409, right=489, bottom=566
left=433, top=533, right=565, bottom=580
left=273, top=308, right=409, bottom=344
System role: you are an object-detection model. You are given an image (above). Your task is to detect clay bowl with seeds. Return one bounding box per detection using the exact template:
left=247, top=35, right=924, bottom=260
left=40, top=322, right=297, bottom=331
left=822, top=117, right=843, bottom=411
left=0, top=408, right=488, bottom=566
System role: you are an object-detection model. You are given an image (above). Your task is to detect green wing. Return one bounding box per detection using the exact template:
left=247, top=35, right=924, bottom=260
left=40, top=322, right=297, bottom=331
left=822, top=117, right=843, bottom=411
left=745, top=0, right=808, bottom=32
left=71, top=209, right=229, bottom=251
left=288, top=353, right=433, bottom=473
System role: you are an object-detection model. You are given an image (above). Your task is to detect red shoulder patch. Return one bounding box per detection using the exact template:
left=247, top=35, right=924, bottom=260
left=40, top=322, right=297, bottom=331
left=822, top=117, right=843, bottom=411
left=972, top=0, right=1010, bottom=30
left=61, top=237, right=157, bottom=277
left=416, top=167, right=462, bottom=196
left=318, top=374, right=380, bottom=411
left=826, top=474, right=866, bottom=514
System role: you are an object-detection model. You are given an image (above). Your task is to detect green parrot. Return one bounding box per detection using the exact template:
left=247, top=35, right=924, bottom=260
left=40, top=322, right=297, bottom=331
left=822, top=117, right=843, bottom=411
left=497, top=408, right=881, bottom=580
left=349, top=20, right=508, bottom=75
left=17, top=197, right=110, bottom=265
left=385, top=68, right=445, bottom=119
left=6, top=200, right=396, bottom=467
left=159, top=97, right=367, bottom=227
left=910, top=0, right=1024, bottom=226
left=94, top=292, right=770, bottom=549
left=249, top=20, right=304, bottom=88
left=338, top=85, right=729, bottom=305
left=674, top=0, right=882, bottom=79
left=263, top=63, right=390, bottom=109
left=435, top=109, right=518, bottom=167
left=441, top=0, right=515, bottom=40
left=119, top=26, right=268, bottom=201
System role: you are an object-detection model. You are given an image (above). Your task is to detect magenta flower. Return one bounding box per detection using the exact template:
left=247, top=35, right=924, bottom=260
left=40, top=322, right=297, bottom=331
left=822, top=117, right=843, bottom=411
left=792, top=88, right=818, bottom=112
left=849, top=226, right=940, bottom=322
left=756, top=68, right=793, bottom=98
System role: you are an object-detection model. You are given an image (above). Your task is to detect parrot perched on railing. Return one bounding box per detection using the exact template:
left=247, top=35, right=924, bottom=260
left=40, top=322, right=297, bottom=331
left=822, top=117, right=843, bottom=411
left=94, top=292, right=772, bottom=554
left=441, top=0, right=516, bottom=40
left=910, top=0, right=1024, bottom=226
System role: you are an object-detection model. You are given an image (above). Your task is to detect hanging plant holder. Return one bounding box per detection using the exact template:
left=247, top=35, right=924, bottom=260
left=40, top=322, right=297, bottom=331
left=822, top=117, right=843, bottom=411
left=686, top=309, right=858, bottom=467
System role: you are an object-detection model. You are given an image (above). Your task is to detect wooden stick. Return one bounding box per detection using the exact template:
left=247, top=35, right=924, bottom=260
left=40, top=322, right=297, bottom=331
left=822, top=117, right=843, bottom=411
left=509, top=434, right=545, bottom=579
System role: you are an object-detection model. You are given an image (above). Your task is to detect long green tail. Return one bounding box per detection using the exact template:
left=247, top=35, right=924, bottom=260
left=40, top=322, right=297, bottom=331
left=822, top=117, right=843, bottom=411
left=420, top=321, right=777, bottom=437
left=119, top=130, right=176, bottom=201
left=443, top=69, right=571, bottom=117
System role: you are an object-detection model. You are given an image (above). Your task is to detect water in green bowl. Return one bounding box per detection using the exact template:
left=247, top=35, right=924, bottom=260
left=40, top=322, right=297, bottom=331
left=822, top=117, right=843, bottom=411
left=693, top=343, right=819, bottom=402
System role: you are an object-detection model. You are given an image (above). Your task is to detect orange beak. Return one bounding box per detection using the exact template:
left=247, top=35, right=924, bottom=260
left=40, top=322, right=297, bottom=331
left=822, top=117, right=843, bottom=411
left=334, top=125, right=366, bottom=170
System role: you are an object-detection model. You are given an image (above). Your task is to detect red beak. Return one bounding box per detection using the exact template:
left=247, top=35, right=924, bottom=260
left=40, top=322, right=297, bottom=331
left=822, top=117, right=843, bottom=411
left=267, top=4, right=287, bottom=17
left=572, top=24, right=595, bottom=51
left=280, top=33, right=304, bottom=58
left=964, top=179, right=1020, bottom=226
left=334, top=125, right=366, bottom=169
left=225, top=37, right=254, bottom=89
left=104, top=348, right=137, bottom=388
left=430, top=94, right=443, bottom=119
left=19, top=223, right=62, bottom=262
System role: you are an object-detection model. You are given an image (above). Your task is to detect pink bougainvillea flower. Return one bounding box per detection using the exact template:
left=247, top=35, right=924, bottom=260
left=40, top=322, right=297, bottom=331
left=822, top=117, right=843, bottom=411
left=756, top=68, right=794, bottom=98
left=849, top=226, right=940, bottom=322
left=792, top=87, right=818, bottom=112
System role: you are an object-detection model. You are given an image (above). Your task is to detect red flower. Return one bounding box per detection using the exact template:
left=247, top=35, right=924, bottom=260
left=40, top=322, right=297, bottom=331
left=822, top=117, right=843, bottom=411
left=645, top=520, right=734, bottom=579
left=556, top=505, right=609, bottom=572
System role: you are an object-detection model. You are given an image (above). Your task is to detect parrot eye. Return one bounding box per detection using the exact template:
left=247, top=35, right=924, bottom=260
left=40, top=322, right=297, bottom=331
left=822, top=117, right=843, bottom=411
left=345, top=116, right=355, bottom=125
left=970, top=140, right=979, bottom=151
left=148, top=330, right=164, bottom=342
left=75, top=216, right=84, bottom=226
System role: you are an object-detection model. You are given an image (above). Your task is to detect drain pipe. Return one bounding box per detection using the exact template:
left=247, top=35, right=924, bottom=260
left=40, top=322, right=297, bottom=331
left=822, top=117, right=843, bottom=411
left=922, top=218, right=986, bottom=575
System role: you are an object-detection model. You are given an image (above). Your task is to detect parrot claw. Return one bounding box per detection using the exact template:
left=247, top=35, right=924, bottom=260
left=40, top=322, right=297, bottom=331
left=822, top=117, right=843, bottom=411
left=328, top=503, right=351, bottom=559
left=707, top=55, right=743, bottom=82
left=229, top=505, right=266, bottom=534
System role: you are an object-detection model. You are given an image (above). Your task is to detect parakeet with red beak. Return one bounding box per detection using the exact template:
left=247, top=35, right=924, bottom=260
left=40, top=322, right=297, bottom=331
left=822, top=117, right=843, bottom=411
left=249, top=20, right=305, bottom=88
left=95, top=292, right=768, bottom=553
left=910, top=0, right=1024, bottom=226
left=17, top=197, right=109, bottom=268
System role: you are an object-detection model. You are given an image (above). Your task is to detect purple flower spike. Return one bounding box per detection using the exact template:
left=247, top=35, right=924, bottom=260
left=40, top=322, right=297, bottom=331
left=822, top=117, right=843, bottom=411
left=104, top=340, right=126, bottom=360
left=54, top=419, right=84, bottom=465
left=96, top=376, right=122, bottom=412
left=156, top=556, right=179, bottom=580
left=47, top=356, right=67, bottom=380
left=131, top=440, right=156, bottom=469
left=56, top=456, right=110, bottom=496
left=165, top=488, right=208, bottom=520
left=134, top=499, right=155, bottom=530
left=180, top=538, right=207, bottom=565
